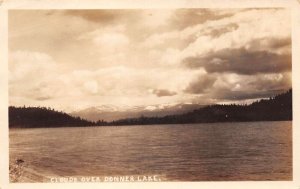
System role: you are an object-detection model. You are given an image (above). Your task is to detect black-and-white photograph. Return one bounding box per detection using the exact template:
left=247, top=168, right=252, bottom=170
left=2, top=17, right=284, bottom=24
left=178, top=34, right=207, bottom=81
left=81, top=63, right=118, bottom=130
left=8, top=8, right=292, bottom=182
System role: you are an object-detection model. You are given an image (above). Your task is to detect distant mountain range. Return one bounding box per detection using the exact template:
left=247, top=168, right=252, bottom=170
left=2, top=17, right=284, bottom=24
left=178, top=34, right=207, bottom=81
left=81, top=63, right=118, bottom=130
left=111, top=89, right=292, bottom=125
left=71, top=103, right=206, bottom=122
left=9, top=89, right=292, bottom=128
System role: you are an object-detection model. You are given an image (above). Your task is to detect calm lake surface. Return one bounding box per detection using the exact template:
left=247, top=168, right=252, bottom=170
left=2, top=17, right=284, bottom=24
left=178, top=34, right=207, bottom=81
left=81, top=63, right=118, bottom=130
left=9, top=121, right=292, bottom=182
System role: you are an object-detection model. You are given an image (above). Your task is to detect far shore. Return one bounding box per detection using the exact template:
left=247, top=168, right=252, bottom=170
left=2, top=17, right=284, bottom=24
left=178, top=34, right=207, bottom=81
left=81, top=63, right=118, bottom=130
left=9, top=120, right=292, bottom=129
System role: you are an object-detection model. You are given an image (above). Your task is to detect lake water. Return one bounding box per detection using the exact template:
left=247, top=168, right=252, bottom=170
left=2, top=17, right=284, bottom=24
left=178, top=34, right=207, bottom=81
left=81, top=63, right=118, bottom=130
left=9, top=121, right=292, bottom=182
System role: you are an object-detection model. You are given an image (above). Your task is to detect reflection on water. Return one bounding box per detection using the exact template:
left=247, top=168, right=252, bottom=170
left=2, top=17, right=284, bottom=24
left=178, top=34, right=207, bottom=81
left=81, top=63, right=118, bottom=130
left=9, top=121, right=292, bottom=181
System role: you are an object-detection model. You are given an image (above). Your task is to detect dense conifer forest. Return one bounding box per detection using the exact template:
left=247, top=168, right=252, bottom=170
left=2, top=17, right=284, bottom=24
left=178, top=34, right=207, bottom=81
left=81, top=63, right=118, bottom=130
left=9, top=106, right=95, bottom=128
left=9, top=89, right=292, bottom=128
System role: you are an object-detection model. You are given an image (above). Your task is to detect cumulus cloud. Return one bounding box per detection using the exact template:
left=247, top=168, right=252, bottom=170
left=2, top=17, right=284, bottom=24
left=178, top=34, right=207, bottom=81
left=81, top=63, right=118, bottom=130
left=183, top=71, right=291, bottom=102
left=9, top=9, right=292, bottom=111
left=9, top=51, right=57, bottom=82
left=9, top=51, right=101, bottom=105
left=9, top=51, right=61, bottom=101
left=208, top=72, right=291, bottom=101
left=184, top=74, right=217, bottom=94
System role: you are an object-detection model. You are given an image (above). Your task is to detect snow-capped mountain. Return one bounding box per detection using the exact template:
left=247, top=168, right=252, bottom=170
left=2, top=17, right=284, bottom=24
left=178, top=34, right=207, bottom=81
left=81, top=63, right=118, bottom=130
left=71, top=103, right=206, bottom=122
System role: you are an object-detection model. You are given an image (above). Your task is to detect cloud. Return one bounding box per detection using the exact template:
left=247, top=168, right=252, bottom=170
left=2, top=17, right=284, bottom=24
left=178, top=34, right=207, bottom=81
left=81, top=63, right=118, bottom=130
left=184, top=74, right=217, bottom=94
left=9, top=51, right=62, bottom=101
left=168, top=9, right=235, bottom=30
left=247, top=72, right=291, bottom=92
left=58, top=66, right=195, bottom=101
left=245, top=37, right=291, bottom=54
left=210, top=72, right=291, bottom=101
left=64, top=10, right=139, bottom=24
left=9, top=51, right=57, bottom=82
left=183, top=47, right=291, bottom=75
left=83, top=80, right=98, bottom=94
left=142, top=17, right=239, bottom=51
left=65, top=9, right=173, bottom=38
left=203, top=23, right=239, bottom=38
left=35, top=96, right=53, bottom=101
left=8, top=9, right=292, bottom=110
left=152, top=89, right=177, bottom=97
left=180, top=9, right=290, bottom=59
left=212, top=89, right=285, bottom=101
left=78, top=26, right=130, bottom=53
left=183, top=72, right=291, bottom=102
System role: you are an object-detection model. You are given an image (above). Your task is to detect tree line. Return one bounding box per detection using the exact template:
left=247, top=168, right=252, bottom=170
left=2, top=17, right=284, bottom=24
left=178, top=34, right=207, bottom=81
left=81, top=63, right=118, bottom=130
left=9, top=106, right=95, bottom=128
left=109, top=89, right=292, bottom=125
left=9, top=89, right=292, bottom=128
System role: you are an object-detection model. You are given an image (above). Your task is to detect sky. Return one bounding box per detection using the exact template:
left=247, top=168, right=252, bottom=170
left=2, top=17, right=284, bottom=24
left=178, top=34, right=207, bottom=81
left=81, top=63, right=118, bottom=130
left=8, top=9, right=292, bottom=112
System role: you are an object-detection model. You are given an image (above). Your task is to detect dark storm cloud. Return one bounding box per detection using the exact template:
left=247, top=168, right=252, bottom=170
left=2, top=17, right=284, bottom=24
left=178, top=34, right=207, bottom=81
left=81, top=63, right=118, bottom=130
left=152, top=89, right=177, bottom=97
left=184, top=75, right=217, bottom=94
left=183, top=47, right=291, bottom=75
left=168, top=9, right=235, bottom=30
